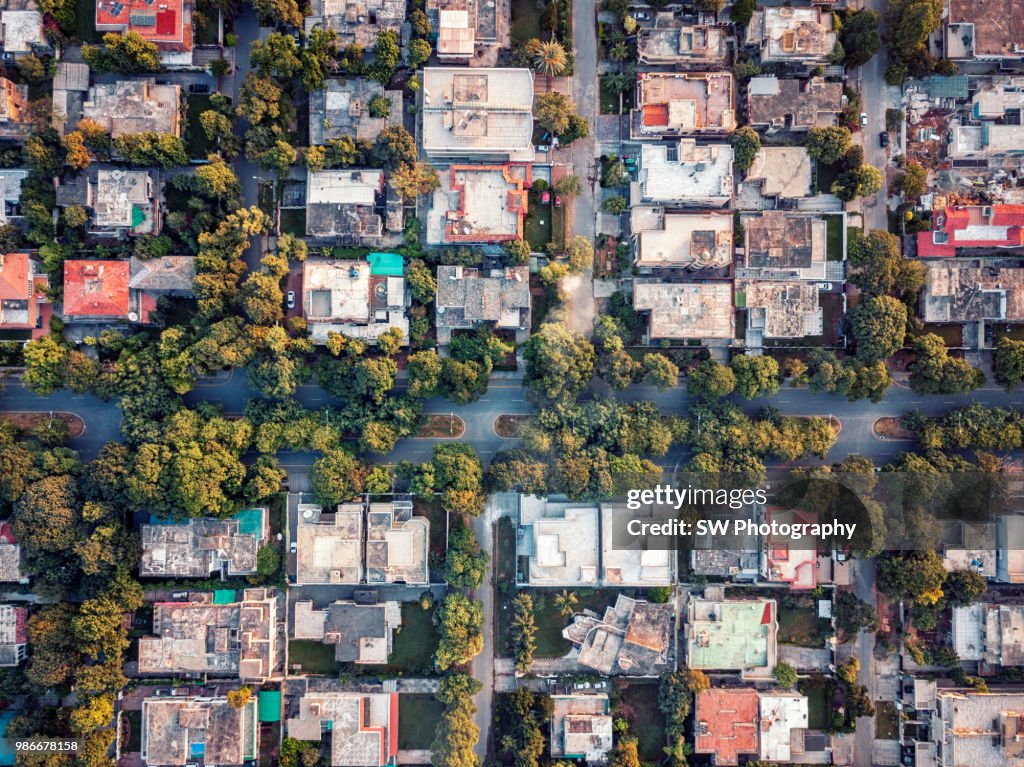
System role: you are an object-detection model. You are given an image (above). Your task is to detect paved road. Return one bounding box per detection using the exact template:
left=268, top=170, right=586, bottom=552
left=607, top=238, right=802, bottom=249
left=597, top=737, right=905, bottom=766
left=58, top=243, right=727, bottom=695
left=469, top=498, right=501, bottom=760
left=856, top=0, right=892, bottom=234
left=851, top=557, right=878, bottom=767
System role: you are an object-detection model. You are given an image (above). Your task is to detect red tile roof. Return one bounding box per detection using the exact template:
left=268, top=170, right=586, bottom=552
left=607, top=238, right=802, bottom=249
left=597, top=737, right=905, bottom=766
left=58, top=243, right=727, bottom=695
left=643, top=104, right=670, bottom=127
left=63, top=260, right=131, bottom=319
left=0, top=252, right=40, bottom=330
left=96, top=0, right=192, bottom=52
left=917, top=204, right=1024, bottom=257
left=694, top=689, right=759, bottom=766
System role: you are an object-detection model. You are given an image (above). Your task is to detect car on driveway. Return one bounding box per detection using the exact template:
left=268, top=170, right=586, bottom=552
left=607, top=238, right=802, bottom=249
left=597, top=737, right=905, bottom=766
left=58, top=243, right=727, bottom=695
left=879, top=131, right=889, bottom=147
left=860, top=112, right=868, bottom=128
left=188, top=82, right=210, bottom=94
left=286, top=290, right=296, bottom=309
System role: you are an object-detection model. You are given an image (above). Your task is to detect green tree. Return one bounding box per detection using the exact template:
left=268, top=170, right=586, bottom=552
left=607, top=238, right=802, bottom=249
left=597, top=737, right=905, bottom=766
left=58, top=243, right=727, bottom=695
left=445, top=525, right=488, bottom=588
left=82, top=31, right=161, bottom=73
left=227, top=686, right=252, bottom=709
left=372, top=126, right=417, bottom=169
left=359, top=421, right=399, bottom=455
left=995, top=337, right=1024, bottom=389
left=523, top=322, right=596, bottom=404
left=642, top=353, right=679, bottom=390
left=371, top=29, right=400, bottom=83
left=390, top=162, right=440, bottom=201
left=806, top=126, right=852, bottom=165
left=878, top=550, right=947, bottom=604
left=850, top=295, right=907, bottom=362
left=407, top=259, right=437, bottom=303
left=602, top=195, right=627, bottom=214
left=848, top=228, right=924, bottom=298
left=23, top=335, right=69, bottom=395
left=773, top=661, right=798, bottom=688
left=687, top=359, right=735, bottom=400
left=510, top=592, right=537, bottom=672
left=909, top=333, right=985, bottom=394
left=408, top=350, right=442, bottom=399
left=832, top=163, right=884, bottom=201
left=730, top=355, right=780, bottom=399
left=250, top=32, right=302, bottom=77
left=252, top=0, right=302, bottom=26
left=311, top=449, right=365, bottom=506
left=435, top=592, right=484, bottom=670
left=554, top=589, right=577, bottom=616
left=841, top=9, right=881, bottom=67
left=525, top=38, right=568, bottom=81
left=894, top=161, right=927, bottom=199
left=368, top=94, right=391, bottom=118
left=730, top=126, right=762, bottom=171
left=731, top=0, right=756, bottom=25
left=534, top=91, right=574, bottom=135
left=409, top=38, right=432, bottom=68
left=113, top=132, right=189, bottom=167
left=943, top=568, right=986, bottom=607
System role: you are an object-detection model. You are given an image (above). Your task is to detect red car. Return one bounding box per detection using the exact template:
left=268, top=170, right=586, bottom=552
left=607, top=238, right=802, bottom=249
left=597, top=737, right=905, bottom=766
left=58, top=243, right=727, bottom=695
left=541, top=191, right=550, bottom=203
left=554, top=195, right=562, bottom=208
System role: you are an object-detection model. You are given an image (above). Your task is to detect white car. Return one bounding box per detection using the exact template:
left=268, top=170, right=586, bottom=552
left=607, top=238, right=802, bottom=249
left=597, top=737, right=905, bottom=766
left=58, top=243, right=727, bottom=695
left=286, top=290, right=296, bottom=309
left=860, top=112, right=868, bottom=128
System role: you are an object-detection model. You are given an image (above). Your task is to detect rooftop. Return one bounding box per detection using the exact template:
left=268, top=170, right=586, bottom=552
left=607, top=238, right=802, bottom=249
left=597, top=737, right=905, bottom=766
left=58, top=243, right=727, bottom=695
left=951, top=122, right=1024, bottom=159
left=421, top=68, right=535, bottom=161
left=287, top=692, right=398, bottom=767
left=0, top=604, right=26, bottom=666
left=747, top=76, right=843, bottom=131
left=296, top=504, right=363, bottom=585
left=686, top=594, right=777, bottom=680
left=694, top=688, right=759, bottom=766
left=306, top=170, right=385, bottom=239
left=306, top=0, right=406, bottom=49
left=0, top=10, right=43, bottom=53
left=140, top=511, right=266, bottom=579
left=564, top=595, right=672, bottom=676
left=934, top=691, right=1024, bottom=767
left=921, top=260, right=1024, bottom=323
left=95, top=0, right=192, bottom=51
left=953, top=603, right=1024, bottom=669
left=550, top=695, right=613, bottom=763
left=758, top=692, right=808, bottom=762
left=632, top=72, right=735, bottom=138
left=435, top=265, right=530, bottom=332
left=292, top=600, right=402, bottom=664
left=366, top=501, right=429, bottom=585
left=302, top=258, right=408, bottom=345
left=917, top=205, right=1024, bottom=257
left=92, top=168, right=156, bottom=232
left=746, top=7, right=837, bottom=63
left=310, top=78, right=402, bottom=145
left=81, top=79, right=182, bottom=138
left=426, top=164, right=529, bottom=245
left=0, top=522, right=21, bottom=582
left=637, top=16, right=730, bottom=64
left=137, top=589, right=278, bottom=681
left=52, top=62, right=89, bottom=91
left=129, top=256, right=196, bottom=295
left=998, top=515, right=1024, bottom=584
left=633, top=280, right=734, bottom=340
left=63, top=259, right=131, bottom=321
left=741, top=211, right=827, bottom=280
left=743, top=147, right=813, bottom=199
left=141, top=696, right=257, bottom=767
left=0, top=252, right=41, bottom=330
left=737, top=280, right=823, bottom=339
left=634, top=140, right=734, bottom=207
left=633, top=210, right=733, bottom=271
left=0, top=78, right=28, bottom=136
left=947, top=0, right=1024, bottom=58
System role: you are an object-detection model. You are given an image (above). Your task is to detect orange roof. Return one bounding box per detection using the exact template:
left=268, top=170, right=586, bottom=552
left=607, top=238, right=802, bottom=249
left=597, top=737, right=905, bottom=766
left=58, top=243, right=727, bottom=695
left=694, top=689, right=759, bottom=766
left=643, top=104, right=670, bottom=127
left=96, top=0, right=192, bottom=51
left=0, top=252, right=29, bottom=301
left=0, top=252, right=40, bottom=330
left=63, top=260, right=131, bottom=319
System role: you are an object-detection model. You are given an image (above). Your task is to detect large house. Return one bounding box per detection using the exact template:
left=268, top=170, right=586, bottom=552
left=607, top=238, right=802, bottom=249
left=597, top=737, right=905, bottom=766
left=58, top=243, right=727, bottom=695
left=632, top=140, right=734, bottom=209
left=95, top=0, right=193, bottom=65
left=685, top=591, right=778, bottom=681
left=745, top=7, right=837, bottom=65
left=0, top=251, right=47, bottom=337
left=426, top=164, right=530, bottom=245
left=80, top=80, right=183, bottom=138
left=287, top=690, right=398, bottom=767
left=916, top=204, right=1024, bottom=258
left=141, top=696, right=258, bottom=767
left=435, top=265, right=531, bottom=344
left=631, top=72, right=735, bottom=139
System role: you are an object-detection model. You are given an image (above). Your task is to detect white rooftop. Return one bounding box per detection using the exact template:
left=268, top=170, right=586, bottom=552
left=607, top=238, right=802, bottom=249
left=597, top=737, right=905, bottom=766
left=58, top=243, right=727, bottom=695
left=635, top=140, right=734, bottom=207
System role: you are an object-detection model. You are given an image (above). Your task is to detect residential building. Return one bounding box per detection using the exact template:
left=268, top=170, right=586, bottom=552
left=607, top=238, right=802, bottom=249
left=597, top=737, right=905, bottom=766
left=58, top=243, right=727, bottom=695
left=95, top=0, right=193, bottom=64
left=425, top=163, right=530, bottom=245
left=141, top=696, right=258, bottom=767
left=738, top=211, right=829, bottom=281
left=998, top=515, right=1024, bottom=583
left=62, top=260, right=132, bottom=323
left=631, top=72, right=735, bottom=139
left=435, top=264, right=530, bottom=344
left=942, top=519, right=997, bottom=578
left=632, top=140, right=734, bottom=208
left=741, top=147, right=814, bottom=203
left=302, top=254, right=409, bottom=345
left=128, top=255, right=196, bottom=324
left=747, top=77, right=843, bottom=133
left=563, top=595, right=672, bottom=676
left=694, top=688, right=759, bottom=766
left=685, top=591, right=778, bottom=680
left=632, top=280, right=734, bottom=341
left=932, top=691, right=1024, bottom=767
left=550, top=694, right=613, bottom=763
left=309, top=78, right=403, bottom=145
left=745, top=7, right=838, bottom=65
left=0, top=78, right=28, bottom=140
left=950, top=121, right=1024, bottom=162
left=516, top=496, right=675, bottom=588
left=139, top=509, right=267, bottom=579
left=366, top=501, right=429, bottom=586
left=427, top=0, right=475, bottom=61
left=0, top=8, right=46, bottom=58
left=736, top=280, right=823, bottom=340
left=0, top=169, right=27, bottom=225
left=0, top=251, right=47, bottom=336
left=292, top=600, right=402, bottom=664
left=420, top=68, right=535, bottom=162
left=920, top=260, right=1024, bottom=324
left=51, top=62, right=89, bottom=137
left=80, top=80, right=183, bottom=138
left=0, top=523, right=24, bottom=584
left=286, top=690, right=398, bottom=767
left=305, top=0, right=406, bottom=49
left=69, top=168, right=160, bottom=238
left=306, top=169, right=387, bottom=241
left=945, top=0, right=1024, bottom=61
left=953, top=603, right=1024, bottom=673
left=758, top=692, right=809, bottom=762
left=0, top=605, right=26, bottom=666
left=637, top=15, right=730, bottom=66
left=295, top=503, right=364, bottom=585
left=916, top=204, right=1024, bottom=258
left=137, top=588, right=279, bottom=681
left=631, top=210, right=732, bottom=273
left=759, top=509, right=818, bottom=589
left=690, top=513, right=759, bottom=582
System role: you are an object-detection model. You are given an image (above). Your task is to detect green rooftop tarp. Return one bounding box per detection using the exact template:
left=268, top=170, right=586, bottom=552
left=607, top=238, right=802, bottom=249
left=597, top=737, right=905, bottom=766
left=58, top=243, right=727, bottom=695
left=213, top=589, right=236, bottom=604
left=131, top=204, right=147, bottom=228
left=258, top=690, right=281, bottom=722
left=368, top=252, right=404, bottom=276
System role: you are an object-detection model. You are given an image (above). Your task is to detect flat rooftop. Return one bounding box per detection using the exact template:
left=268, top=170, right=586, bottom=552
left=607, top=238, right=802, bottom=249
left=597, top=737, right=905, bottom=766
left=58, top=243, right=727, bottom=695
left=637, top=18, right=729, bottom=64
left=81, top=79, right=181, bottom=138
left=742, top=211, right=827, bottom=280
left=694, top=688, right=759, bottom=766
left=292, top=600, right=401, bottom=664
left=550, top=695, right=613, bottom=763
left=633, top=280, right=734, bottom=340
left=686, top=596, right=777, bottom=679
left=426, top=164, right=528, bottom=245
left=635, top=211, right=732, bottom=270
left=947, top=0, right=1024, bottom=58
left=936, top=692, right=1024, bottom=767
left=310, top=78, right=402, bottom=144
left=295, top=504, right=363, bottom=585
left=744, top=147, right=813, bottom=199
left=306, top=170, right=383, bottom=238
left=565, top=595, right=672, bottom=676
left=287, top=691, right=397, bottom=767
left=366, top=502, right=429, bottom=586
left=307, top=0, right=406, bottom=48
left=748, top=76, right=842, bottom=130
left=737, top=280, right=822, bottom=339
left=748, top=6, right=836, bottom=62
left=0, top=10, right=43, bottom=53
left=140, top=512, right=266, bottom=578
left=435, top=265, right=531, bottom=331
left=142, top=697, right=257, bottom=767
left=922, top=260, right=1024, bottom=322
left=635, top=140, right=733, bottom=206
left=519, top=499, right=600, bottom=586
left=633, top=72, right=735, bottom=136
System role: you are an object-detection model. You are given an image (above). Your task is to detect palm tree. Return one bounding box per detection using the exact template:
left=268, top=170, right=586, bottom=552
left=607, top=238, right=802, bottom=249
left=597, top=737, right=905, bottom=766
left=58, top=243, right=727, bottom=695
left=555, top=589, right=577, bottom=616
left=526, top=38, right=568, bottom=90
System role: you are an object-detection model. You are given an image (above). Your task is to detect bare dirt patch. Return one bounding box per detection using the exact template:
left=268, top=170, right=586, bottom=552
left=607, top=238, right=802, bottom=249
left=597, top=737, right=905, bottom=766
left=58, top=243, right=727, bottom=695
left=494, top=414, right=529, bottom=438
left=416, top=413, right=466, bottom=439
left=2, top=411, right=85, bottom=438
left=874, top=417, right=914, bottom=440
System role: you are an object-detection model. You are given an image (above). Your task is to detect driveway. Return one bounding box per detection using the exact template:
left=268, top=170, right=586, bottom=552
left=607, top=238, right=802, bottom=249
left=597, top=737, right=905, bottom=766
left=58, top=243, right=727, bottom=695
left=779, top=644, right=832, bottom=672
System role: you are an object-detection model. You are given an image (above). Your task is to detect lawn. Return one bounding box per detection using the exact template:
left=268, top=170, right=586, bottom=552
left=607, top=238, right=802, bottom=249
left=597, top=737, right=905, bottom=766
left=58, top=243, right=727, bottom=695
left=185, top=95, right=215, bottom=159
left=74, top=0, right=100, bottom=42
left=524, top=198, right=553, bottom=250
left=825, top=215, right=844, bottom=261
left=617, top=682, right=665, bottom=760
left=373, top=603, right=440, bottom=674
left=280, top=208, right=306, bottom=237
left=511, top=0, right=542, bottom=46
left=778, top=603, right=832, bottom=647
left=876, top=700, right=899, bottom=740
left=915, top=323, right=963, bottom=346
left=398, top=694, right=445, bottom=750
left=551, top=203, right=566, bottom=249
left=815, top=160, right=842, bottom=195
left=122, top=710, right=142, bottom=753
left=413, top=497, right=448, bottom=566
left=800, top=679, right=831, bottom=730
left=289, top=640, right=339, bottom=675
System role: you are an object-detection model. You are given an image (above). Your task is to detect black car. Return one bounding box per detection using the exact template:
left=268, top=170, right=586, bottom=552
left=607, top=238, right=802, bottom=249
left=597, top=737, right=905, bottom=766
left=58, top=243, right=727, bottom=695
left=188, top=82, right=210, bottom=94
left=879, top=131, right=889, bottom=147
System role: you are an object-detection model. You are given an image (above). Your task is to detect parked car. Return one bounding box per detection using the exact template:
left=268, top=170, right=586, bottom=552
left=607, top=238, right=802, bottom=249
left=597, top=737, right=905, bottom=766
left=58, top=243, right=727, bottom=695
left=860, top=112, right=868, bottom=127
left=290, top=541, right=298, bottom=554
left=286, top=290, right=296, bottom=309
left=188, top=82, right=210, bottom=94
left=171, top=591, right=188, bottom=599
left=879, top=131, right=889, bottom=147
left=554, top=195, right=562, bottom=208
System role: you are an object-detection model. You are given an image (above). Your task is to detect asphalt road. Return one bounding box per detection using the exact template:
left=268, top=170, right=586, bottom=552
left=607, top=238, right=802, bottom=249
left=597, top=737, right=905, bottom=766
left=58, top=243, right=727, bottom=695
left=855, top=0, right=892, bottom=234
